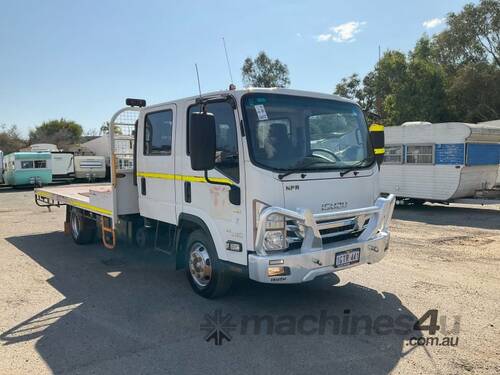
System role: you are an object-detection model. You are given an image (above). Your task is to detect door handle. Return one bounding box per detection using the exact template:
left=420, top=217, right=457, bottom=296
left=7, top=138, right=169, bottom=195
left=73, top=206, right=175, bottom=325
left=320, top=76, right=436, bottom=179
left=141, top=177, right=146, bottom=195
left=184, top=181, right=191, bottom=203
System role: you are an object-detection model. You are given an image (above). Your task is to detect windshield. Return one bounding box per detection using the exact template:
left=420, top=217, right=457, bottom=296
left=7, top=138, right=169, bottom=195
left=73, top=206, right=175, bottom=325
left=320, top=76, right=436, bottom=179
left=242, top=93, right=373, bottom=172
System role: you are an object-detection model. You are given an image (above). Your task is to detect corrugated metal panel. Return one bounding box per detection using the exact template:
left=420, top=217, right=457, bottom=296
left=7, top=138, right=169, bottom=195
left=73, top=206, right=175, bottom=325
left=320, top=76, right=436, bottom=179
left=380, top=164, right=461, bottom=200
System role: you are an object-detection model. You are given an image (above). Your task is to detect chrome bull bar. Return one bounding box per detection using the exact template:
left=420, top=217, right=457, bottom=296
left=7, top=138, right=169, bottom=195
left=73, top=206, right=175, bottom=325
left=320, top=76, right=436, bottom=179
left=255, top=194, right=396, bottom=256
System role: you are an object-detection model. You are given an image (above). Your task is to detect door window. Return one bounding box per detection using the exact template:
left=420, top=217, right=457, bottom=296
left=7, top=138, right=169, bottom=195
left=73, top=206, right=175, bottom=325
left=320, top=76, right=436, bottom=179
left=144, top=110, right=173, bottom=155
left=188, top=101, right=239, bottom=182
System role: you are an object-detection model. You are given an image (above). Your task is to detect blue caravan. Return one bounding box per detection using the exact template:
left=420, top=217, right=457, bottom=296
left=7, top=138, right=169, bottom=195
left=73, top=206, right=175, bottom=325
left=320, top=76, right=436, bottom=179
left=380, top=122, right=500, bottom=203
left=2, top=152, right=52, bottom=187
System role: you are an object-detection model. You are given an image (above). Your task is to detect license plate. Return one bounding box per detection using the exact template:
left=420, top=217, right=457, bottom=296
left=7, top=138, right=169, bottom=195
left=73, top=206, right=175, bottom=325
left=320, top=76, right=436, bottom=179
left=334, top=248, right=361, bottom=268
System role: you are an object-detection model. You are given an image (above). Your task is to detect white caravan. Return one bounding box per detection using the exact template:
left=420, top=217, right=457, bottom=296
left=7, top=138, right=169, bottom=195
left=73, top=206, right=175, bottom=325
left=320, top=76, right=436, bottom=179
left=380, top=122, right=500, bottom=203
left=50, top=151, right=75, bottom=182
left=28, top=144, right=76, bottom=183
left=0, top=150, right=4, bottom=184
left=35, top=88, right=395, bottom=298
left=74, top=155, right=106, bottom=181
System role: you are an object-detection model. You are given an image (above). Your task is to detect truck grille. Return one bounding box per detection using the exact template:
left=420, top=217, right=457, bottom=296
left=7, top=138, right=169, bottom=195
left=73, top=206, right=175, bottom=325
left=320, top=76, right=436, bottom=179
left=286, top=217, right=369, bottom=250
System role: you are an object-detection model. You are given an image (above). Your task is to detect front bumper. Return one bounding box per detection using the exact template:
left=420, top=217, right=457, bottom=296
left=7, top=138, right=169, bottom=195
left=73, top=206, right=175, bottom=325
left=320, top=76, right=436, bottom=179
left=248, top=194, right=395, bottom=283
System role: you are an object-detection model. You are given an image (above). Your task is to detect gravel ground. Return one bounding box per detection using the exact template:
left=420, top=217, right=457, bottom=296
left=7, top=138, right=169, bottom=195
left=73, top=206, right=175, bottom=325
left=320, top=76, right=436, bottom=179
left=0, top=187, right=499, bottom=375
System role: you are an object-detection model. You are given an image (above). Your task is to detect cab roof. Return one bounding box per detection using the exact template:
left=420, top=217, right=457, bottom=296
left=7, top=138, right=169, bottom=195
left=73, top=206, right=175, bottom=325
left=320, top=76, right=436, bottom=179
left=144, top=87, right=356, bottom=111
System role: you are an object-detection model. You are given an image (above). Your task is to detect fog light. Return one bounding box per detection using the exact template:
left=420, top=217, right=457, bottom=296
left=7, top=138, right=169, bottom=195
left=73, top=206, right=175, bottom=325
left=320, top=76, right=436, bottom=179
left=267, top=266, right=290, bottom=277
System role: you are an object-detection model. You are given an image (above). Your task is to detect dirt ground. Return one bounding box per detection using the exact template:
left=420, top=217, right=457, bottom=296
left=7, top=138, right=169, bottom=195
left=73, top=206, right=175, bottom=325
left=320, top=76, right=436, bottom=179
left=0, top=187, right=499, bottom=375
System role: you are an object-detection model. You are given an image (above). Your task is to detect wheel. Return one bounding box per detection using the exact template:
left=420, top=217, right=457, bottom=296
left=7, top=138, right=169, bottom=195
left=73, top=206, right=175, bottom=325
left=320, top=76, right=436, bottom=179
left=135, top=226, right=154, bottom=249
left=70, top=208, right=96, bottom=244
left=185, top=230, right=233, bottom=298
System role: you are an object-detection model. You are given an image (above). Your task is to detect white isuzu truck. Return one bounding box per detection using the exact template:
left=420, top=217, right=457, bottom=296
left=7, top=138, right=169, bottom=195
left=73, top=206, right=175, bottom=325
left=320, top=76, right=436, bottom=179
left=35, top=88, right=395, bottom=298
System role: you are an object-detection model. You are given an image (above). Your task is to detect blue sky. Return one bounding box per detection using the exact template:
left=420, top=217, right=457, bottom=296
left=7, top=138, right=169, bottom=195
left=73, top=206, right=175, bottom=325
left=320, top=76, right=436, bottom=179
left=0, top=0, right=475, bottom=136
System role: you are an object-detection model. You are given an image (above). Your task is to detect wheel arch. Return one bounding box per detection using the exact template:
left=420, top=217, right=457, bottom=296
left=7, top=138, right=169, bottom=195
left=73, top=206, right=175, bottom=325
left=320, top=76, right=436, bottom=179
left=175, top=213, right=215, bottom=270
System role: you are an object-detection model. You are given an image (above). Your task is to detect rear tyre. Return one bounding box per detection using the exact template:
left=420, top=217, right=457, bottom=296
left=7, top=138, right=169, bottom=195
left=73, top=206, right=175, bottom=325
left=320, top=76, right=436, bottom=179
left=135, top=226, right=154, bottom=249
left=70, top=208, right=96, bottom=245
left=185, top=230, right=233, bottom=299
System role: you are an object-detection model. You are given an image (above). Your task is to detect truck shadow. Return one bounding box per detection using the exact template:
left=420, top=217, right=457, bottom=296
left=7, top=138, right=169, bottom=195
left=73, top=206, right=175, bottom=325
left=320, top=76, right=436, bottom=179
left=3, top=232, right=423, bottom=375
left=393, top=204, right=500, bottom=230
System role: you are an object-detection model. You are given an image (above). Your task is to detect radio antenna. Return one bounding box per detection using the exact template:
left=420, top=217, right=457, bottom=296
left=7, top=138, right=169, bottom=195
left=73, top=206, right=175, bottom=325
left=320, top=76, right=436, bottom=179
left=222, top=37, right=234, bottom=84
left=194, top=63, right=204, bottom=112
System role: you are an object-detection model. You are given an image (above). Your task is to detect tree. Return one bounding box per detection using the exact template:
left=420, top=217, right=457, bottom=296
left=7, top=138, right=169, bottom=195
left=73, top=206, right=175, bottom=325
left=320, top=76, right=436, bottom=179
left=0, top=125, right=27, bottom=154
left=447, top=62, right=500, bottom=122
left=333, top=0, right=500, bottom=125
left=29, top=119, right=83, bottom=149
left=436, top=0, right=500, bottom=68
left=242, top=51, right=290, bottom=88
left=334, top=72, right=377, bottom=121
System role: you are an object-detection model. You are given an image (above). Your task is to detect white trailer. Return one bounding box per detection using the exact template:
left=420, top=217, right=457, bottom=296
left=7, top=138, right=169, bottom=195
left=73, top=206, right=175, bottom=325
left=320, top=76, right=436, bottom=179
left=35, top=89, right=395, bottom=298
left=27, top=144, right=76, bottom=183
left=50, top=151, right=75, bottom=182
left=74, top=155, right=106, bottom=181
left=0, top=150, right=4, bottom=184
left=380, top=122, right=500, bottom=204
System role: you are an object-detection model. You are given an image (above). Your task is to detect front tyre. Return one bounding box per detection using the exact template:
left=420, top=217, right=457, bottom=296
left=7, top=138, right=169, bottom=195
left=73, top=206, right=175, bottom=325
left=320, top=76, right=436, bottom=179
left=185, top=230, right=233, bottom=298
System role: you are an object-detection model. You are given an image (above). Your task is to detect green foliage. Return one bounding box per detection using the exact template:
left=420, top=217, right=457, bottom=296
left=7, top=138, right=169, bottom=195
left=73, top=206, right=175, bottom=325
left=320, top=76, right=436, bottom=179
left=29, top=118, right=83, bottom=149
left=334, top=0, right=500, bottom=125
left=242, top=51, right=291, bottom=88
left=447, top=62, right=500, bottom=122
left=437, top=0, right=499, bottom=68
left=0, top=125, right=27, bottom=154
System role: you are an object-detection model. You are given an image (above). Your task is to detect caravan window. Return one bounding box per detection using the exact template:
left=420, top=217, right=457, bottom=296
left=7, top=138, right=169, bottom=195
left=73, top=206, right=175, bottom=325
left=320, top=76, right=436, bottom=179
left=384, top=145, right=403, bottom=164
left=21, top=161, right=34, bottom=169
left=406, top=145, right=434, bottom=164
left=34, top=160, right=47, bottom=168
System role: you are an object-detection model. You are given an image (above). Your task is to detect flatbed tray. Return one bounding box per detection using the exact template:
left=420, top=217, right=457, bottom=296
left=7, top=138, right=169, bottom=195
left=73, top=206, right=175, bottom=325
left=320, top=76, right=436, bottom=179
left=35, top=183, right=114, bottom=217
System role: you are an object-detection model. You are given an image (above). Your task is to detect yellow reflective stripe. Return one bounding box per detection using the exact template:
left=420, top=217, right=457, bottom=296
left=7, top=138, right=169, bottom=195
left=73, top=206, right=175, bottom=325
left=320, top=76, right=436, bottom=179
left=36, top=190, right=112, bottom=216
left=36, top=190, right=52, bottom=199
left=137, top=172, right=233, bottom=185
left=369, top=124, right=384, bottom=132
left=374, top=148, right=385, bottom=155
left=68, top=199, right=112, bottom=216
left=137, top=172, right=176, bottom=180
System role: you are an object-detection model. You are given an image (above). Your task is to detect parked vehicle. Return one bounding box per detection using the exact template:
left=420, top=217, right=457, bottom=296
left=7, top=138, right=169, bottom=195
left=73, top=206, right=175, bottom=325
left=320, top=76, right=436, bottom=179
left=74, top=155, right=106, bottom=181
left=35, top=89, right=394, bottom=298
left=50, top=151, right=75, bottom=183
left=0, top=150, right=4, bottom=184
left=82, top=134, right=134, bottom=178
left=380, top=122, right=500, bottom=204
left=26, top=144, right=76, bottom=183
left=3, top=152, right=52, bottom=187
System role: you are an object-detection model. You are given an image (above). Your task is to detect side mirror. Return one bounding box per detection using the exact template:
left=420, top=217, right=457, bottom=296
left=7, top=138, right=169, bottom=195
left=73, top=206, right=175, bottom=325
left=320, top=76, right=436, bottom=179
left=369, top=124, right=385, bottom=167
left=189, top=112, right=216, bottom=171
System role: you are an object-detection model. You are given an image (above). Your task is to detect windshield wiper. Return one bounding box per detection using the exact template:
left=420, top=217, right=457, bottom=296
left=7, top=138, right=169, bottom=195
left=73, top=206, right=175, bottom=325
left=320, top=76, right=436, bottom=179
left=339, top=155, right=375, bottom=177
left=278, top=159, right=335, bottom=180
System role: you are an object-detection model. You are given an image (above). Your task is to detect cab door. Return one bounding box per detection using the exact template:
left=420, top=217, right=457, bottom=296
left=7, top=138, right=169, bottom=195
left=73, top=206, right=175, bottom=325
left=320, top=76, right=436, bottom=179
left=180, top=99, right=247, bottom=265
left=137, top=104, right=177, bottom=224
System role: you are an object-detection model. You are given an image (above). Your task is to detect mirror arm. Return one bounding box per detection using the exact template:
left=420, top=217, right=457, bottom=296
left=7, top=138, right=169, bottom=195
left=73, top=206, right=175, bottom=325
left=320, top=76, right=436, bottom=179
left=203, top=169, right=233, bottom=188
left=203, top=170, right=241, bottom=205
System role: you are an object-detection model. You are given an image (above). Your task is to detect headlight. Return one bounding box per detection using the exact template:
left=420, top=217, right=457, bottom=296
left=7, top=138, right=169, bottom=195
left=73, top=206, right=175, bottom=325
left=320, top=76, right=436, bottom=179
left=254, top=201, right=288, bottom=252
left=264, top=230, right=287, bottom=251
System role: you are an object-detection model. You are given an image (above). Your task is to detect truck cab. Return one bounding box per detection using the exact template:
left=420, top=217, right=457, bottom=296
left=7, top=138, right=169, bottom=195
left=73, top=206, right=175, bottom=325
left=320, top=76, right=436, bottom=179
left=134, top=88, right=394, bottom=297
